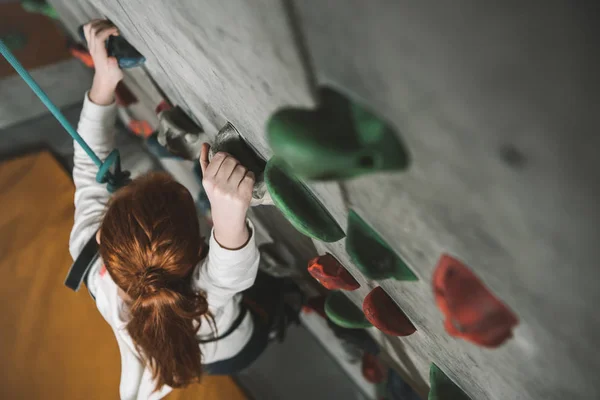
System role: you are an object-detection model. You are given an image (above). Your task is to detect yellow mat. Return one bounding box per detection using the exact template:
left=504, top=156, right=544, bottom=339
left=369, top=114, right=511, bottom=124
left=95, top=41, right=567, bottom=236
left=0, top=152, right=246, bottom=400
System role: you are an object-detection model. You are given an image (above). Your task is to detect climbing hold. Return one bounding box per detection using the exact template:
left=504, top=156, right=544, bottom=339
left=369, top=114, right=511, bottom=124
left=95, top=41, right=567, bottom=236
left=433, top=254, right=518, bottom=348
left=265, top=157, right=345, bottom=242
left=346, top=210, right=417, bottom=281
left=20, top=0, right=58, bottom=19
left=325, top=291, right=372, bottom=329
left=77, top=24, right=145, bottom=69
left=68, top=43, right=94, bottom=68
left=363, top=286, right=416, bottom=336
left=268, top=87, right=409, bottom=180
left=361, top=352, right=386, bottom=384
left=115, top=82, right=138, bottom=107
left=209, top=123, right=271, bottom=206
left=156, top=105, right=205, bottom=159
left=127, top=120, right=154, bottom=138
left=429, top=363, right=471, bottom=400
left=307, top=253, right=360, bottom=291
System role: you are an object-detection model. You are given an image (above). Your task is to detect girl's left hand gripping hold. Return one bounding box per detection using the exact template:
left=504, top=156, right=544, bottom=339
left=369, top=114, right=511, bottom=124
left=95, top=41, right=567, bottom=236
left=84, top=19, right=124, bottom=105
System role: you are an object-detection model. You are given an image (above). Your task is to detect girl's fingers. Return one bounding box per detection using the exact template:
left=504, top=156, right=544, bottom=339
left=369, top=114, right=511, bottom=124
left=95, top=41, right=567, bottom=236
left=239, top=170, right=255, bottom=193
left=199, top=143, right=210, bottom=175
left=229, top=164, right=248, bottom=185
left=204, top=152, right=227, bottom=178
left=96, top=26, right=119, bottom=43
left=217, top=156, right=239, bottom=181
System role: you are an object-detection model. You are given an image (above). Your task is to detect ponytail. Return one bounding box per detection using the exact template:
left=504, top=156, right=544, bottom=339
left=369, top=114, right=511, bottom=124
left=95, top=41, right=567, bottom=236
left=99, top=172, right=211, bottom=390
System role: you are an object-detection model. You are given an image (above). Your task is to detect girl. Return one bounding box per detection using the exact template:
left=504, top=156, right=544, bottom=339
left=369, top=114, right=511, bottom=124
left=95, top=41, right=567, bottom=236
left=70, top=20, right=264, bottom=399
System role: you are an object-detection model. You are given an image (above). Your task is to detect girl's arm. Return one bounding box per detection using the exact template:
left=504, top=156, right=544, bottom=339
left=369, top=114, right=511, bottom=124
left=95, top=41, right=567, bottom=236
left=69, top=20, right=123, bottom=260
left=193, top=145, right=259, bottom=311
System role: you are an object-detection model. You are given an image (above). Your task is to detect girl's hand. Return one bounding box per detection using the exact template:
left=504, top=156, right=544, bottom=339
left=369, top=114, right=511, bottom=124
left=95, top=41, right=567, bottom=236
left=84, top=19, right=124, bottom=105
left=200, top=143, right=255, bottom=249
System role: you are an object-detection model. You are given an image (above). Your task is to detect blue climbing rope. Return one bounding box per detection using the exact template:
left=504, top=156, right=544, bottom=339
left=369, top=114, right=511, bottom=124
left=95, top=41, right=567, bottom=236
left=0, top=39, right=129, bottom=192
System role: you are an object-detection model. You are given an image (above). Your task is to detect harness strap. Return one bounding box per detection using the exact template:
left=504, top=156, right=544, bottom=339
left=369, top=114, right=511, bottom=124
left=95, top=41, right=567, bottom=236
left=198, top=306, right=248, bottom=344
left=65, top=233, right=99, bottom=291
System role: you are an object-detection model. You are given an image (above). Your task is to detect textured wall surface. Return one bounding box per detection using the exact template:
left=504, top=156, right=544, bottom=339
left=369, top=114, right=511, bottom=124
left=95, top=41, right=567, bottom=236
left=49, top=1, right=600, bottom=399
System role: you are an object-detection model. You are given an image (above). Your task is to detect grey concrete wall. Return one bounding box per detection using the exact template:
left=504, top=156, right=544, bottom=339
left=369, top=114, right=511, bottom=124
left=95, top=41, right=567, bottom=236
left=48, top=1, right=600, bottom=399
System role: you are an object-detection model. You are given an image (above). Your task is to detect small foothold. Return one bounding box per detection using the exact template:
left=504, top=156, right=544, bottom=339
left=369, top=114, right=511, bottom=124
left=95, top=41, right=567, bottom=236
left=265, top=158, right=345, bottom=242
left=268, top=87, right=409, bottom=180
left=346, top=210, right=417, bottom=281
left=433, top=254, right=518, bottom=348
left=156, top=106, right=205, bottom=160
left=363, top=287, right=416, bottom=336
left=325, top=291, right=372, bottom=329
left=308, top=253, right=360, bottom=291
left=429, top=363, right=472, bottom=400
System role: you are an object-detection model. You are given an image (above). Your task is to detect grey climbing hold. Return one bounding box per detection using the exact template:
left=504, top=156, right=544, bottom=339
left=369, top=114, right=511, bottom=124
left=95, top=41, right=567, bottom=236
left=209, top=122, right=272, bottom=206
left=156, top=106, right=206, bottom=160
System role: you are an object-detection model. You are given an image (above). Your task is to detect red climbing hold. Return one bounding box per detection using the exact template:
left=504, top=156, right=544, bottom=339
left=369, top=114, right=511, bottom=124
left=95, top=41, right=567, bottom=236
left=308, top=253, right=360, bottom=291
left=433, top=254, right=518, bottom=348
left=361, top=352, right=386, bottom=384
left=155, top=100, right=172, bottom=114
left=115, top=82, right=138, bottom=107
left=363, top=286, right=416, bottom=336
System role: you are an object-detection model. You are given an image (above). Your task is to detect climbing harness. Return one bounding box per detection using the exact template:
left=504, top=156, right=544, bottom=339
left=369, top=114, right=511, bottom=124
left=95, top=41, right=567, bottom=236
left=0, top=39, right=130, bottom=193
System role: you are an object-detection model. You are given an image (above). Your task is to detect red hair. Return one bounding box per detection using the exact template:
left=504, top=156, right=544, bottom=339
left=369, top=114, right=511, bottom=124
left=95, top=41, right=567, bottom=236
left=99, top=172, right=210, bottom=390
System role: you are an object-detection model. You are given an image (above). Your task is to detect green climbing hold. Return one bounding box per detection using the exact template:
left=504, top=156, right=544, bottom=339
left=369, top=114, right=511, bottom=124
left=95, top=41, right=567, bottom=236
left=265, top=157, right=345, bottom=242
left=325, top=291, right=372, bottom=329
left=267, top=87, right=409, bottom=180
left=346, top=210, right=417, bottom=281
left=21, top=0, right=59, bottom=19
left=429, top=363, right=472, bottom=400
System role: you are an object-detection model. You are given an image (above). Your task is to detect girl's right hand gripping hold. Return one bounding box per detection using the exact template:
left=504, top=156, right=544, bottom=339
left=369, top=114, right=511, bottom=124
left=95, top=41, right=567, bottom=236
left=199, top=143, right=255, bottom=249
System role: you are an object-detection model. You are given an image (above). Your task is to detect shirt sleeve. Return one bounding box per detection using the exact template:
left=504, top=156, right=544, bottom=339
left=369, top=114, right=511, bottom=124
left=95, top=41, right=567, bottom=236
left=69, top=92, right=117, bottom=260
left=194, top=220, right=260, bottom=312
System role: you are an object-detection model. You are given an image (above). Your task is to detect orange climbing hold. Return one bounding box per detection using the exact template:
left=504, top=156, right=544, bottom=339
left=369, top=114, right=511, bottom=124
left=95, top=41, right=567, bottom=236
left=68, top=43, right=94, bottom=68
left=433, top=254, right=518, bottom=348
left=308, top=253, right=360, bottom=291
left=363, top=286, right=416, bottom=336
left=128, top=120, right=154, bottom=138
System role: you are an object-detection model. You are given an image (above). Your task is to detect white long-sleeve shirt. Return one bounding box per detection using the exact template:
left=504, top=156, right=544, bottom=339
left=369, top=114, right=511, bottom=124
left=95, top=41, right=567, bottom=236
left=69, top=93, right=259, bottom=400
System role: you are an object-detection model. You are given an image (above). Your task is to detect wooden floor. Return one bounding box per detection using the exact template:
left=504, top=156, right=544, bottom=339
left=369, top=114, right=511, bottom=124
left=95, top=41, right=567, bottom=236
left=0, top=151, right=246, bottom=399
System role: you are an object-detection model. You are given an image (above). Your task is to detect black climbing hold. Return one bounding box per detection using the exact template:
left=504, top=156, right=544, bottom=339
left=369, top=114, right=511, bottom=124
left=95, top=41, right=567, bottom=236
left=429, top=363, right=472, bottom=400
left=346, top=210, right=417, bottom=281
left=325, top=291, right=372, bottom=329
left=78, top=24, right=145, bottom=69
left=265, top=157, right=345, bottom=242
left=268, top=87, right=409, bottom=180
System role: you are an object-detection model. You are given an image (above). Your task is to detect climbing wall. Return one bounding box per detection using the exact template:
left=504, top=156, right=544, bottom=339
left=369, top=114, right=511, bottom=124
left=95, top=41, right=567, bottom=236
left=48, top=1, right=600, bottom=399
